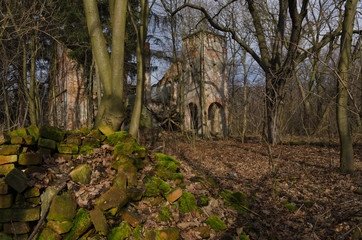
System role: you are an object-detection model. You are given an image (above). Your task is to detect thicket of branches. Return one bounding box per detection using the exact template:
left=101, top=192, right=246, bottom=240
left=0, top=0, right=361, bottom=143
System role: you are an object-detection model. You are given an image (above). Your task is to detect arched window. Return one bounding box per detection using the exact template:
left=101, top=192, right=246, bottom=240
left=188, top=103, right=198, bottom=130
left=208, top=102, right=223, bottom=135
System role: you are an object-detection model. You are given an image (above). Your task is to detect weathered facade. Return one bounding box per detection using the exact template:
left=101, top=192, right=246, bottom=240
left=48, top=45, right=89, bottom=130
left=182, top=31, right=228, bottom=136
left=49, top=32, right=228, bottom=134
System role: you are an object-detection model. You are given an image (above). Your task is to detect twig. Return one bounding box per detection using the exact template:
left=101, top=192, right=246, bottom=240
left=338, top=222, right=362, bottom=240
left=27, top=182, right=67, bottom=240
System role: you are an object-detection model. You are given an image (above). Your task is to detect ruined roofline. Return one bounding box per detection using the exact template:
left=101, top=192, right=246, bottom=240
left=182, top=30, right=226, bottom=41
left=152, top=61, right=183, bottom=88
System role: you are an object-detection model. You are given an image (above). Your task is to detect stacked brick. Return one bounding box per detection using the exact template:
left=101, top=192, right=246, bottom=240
left=0, top=125, right=188, bottom=240
left=0, top=126, right=43, bottom=238
left=0, top=125, right=108, bottom=239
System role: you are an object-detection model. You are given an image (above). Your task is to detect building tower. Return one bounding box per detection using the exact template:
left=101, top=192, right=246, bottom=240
left=182, top=31, right=228, bottom=137
left=48, top=44, right=89, bottom=130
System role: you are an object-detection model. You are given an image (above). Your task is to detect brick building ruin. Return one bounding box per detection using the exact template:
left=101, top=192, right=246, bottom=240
left=182, top=31, right=228, bottom=136
left=48, top=45, right=90, bottom=130
left=49, top=32, right=228, bottom=136
left=147, top=31, right=228, bottom=136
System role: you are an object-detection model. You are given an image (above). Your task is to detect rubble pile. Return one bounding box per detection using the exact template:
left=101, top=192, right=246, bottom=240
left=0, top=125, right=248, bottom=240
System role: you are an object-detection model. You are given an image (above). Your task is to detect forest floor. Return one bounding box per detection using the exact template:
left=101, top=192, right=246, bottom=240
left=145, top=132, right=362, bottom=240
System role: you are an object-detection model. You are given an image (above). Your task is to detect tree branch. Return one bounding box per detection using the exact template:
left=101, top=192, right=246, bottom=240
left=159, top=0, right=268, bottom=72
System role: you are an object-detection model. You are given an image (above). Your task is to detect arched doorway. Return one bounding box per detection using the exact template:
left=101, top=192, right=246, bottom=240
left=208, top=102, right=223, bottom=136
left=188, top=103, right=198, bottom=130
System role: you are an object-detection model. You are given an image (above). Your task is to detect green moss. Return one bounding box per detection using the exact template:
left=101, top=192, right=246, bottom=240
left=37, top=227, right=61, bottom=240
left=107, top=131, right=132, bottom=146
left=114, top=140, right=147, bottom=159
left=114, top=142, right=136, bottom=156
left=145, top=228, right=179, bottom=240
left=178, top=191, right=197, bottom=213
left=205, top=176, right=218, bottom=188
left=284, top=203, right=297, bottom=211
left=64, top=208, right=92, bottom=240
left=39, top=126, right=65, bottom=142
left=57, top=144, right=79, bottom=154
left=206, top=215, right=227, bottom=232
left=172, top=173, right=184, bottom=181
left=132, top=225, right=143, bottom=240
left=111, top=155, right=134, bottom=170
left=156, top=161, right=178, bottom=179
left=158, top=205, right=173, bottom=222
left=154, top=153, right=180, bottom=165
left=0, top=233, right=12, bottom=240
left=304, top=201, right=315, bottom=208
left=66, top=135, right=82, bottom=145
left=239, top=232, right=250, bottom=240
left=26, top=125, right=39, bottom=141
left=23, top=135, right=36, bottom=145
left=82, top=137, right=100, bottom=148
left=87, top=129, right=106, bottom=141
left=8, top=128, right=28, bottom=138
left=108, top=221, right=132, bottom=240
left=47, top=193, right=77, bottom=222
left=198, top=194, right=209, bottom=207
left=79, top=145, right=94, bottom=155
left=69, top=126, right=90, bottom=135
left=144, top=177, right=170, bottom=197
left=221, top=190, right=248, bottom=214
left=47, top=220, right=73, bottom=235
left=69, top=164, right=92, bottom=184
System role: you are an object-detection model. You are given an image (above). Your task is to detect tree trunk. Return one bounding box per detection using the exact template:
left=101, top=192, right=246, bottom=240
left=129, top=0, right=149, bottom=137
left=87, top=58, right=95, bottom=128
left=337, top=0, right=357, bottom=173
left=83, top=0, right=127, bottom=130
left=265, top=73, right=286, bottom=144
left=29, top=35, right=38, bottom=126
left=241, top=50, right=248, bottom=143
left=2, top=79, right=10, bottom=130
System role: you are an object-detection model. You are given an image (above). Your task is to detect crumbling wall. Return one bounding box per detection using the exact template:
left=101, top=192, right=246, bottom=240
left=48, top=44, right=89, bottom=130
left=182, top=31, right=228, bottom=136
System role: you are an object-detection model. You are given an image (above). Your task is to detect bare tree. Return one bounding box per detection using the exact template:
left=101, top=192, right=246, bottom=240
left=83, top=0, right=128, bottom=130
left=337, top=0, right=358, bottom=173
left=160, top=0, right=347, bottom=144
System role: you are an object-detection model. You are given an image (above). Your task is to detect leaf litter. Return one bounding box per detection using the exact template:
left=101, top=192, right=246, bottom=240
left=24, top=131, right=361, bottom=240
left=148, top=132, right=362, bottom=240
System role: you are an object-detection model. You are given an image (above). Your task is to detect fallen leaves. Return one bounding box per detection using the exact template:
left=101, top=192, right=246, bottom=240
left=153, top=132, right=362, bottom=239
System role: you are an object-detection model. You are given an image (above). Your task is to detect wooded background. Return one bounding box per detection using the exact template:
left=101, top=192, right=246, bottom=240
left=0, top=0, right=360, bottom=172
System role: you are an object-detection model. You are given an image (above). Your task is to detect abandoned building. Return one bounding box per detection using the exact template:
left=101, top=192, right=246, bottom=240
left=147, top=31, right=228, bottom=136
left=48, top=44, right=90, bottom=130
left=182, top=31, right=228, bottom=136
left=50, top=32, right=228, bottom=136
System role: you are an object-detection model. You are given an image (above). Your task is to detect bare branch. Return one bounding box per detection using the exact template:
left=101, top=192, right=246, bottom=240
left=159, top=0, right=268, bottom=72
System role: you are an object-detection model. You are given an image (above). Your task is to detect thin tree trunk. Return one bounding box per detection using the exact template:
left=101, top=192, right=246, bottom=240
left=228, top=39, right=236, bottom=138
left=84, top=0, right=127, bottom=130
left=337, top=0, right=357, bottom=173
left=88, top=58, right=95, bottom=128
left=129, top=0, right=149, bottom=137
left=2, top=79, right=10, bottom=130
left=52, top=46, right=58, bottom=127
left=201, top=23, right=208, bottom=138
left=29, top=35, right=38, bottom=126
left=241, top=50, right=248, bottom=143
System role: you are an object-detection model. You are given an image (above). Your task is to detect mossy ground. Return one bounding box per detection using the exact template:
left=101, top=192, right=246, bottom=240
left=206, top=215, right=227, bottom=232
left=144, top=177, right=170, bottom=197
left=178, top=191, right=197, bottom=213
left=221, top=190, right=249, bottom=214
left=158, top=205, right=173, bottom=222
left=108, top=221, right=132, bottom=240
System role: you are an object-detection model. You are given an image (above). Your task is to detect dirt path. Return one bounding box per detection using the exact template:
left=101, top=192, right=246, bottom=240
left=150, top=132, right=362, bottom=239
